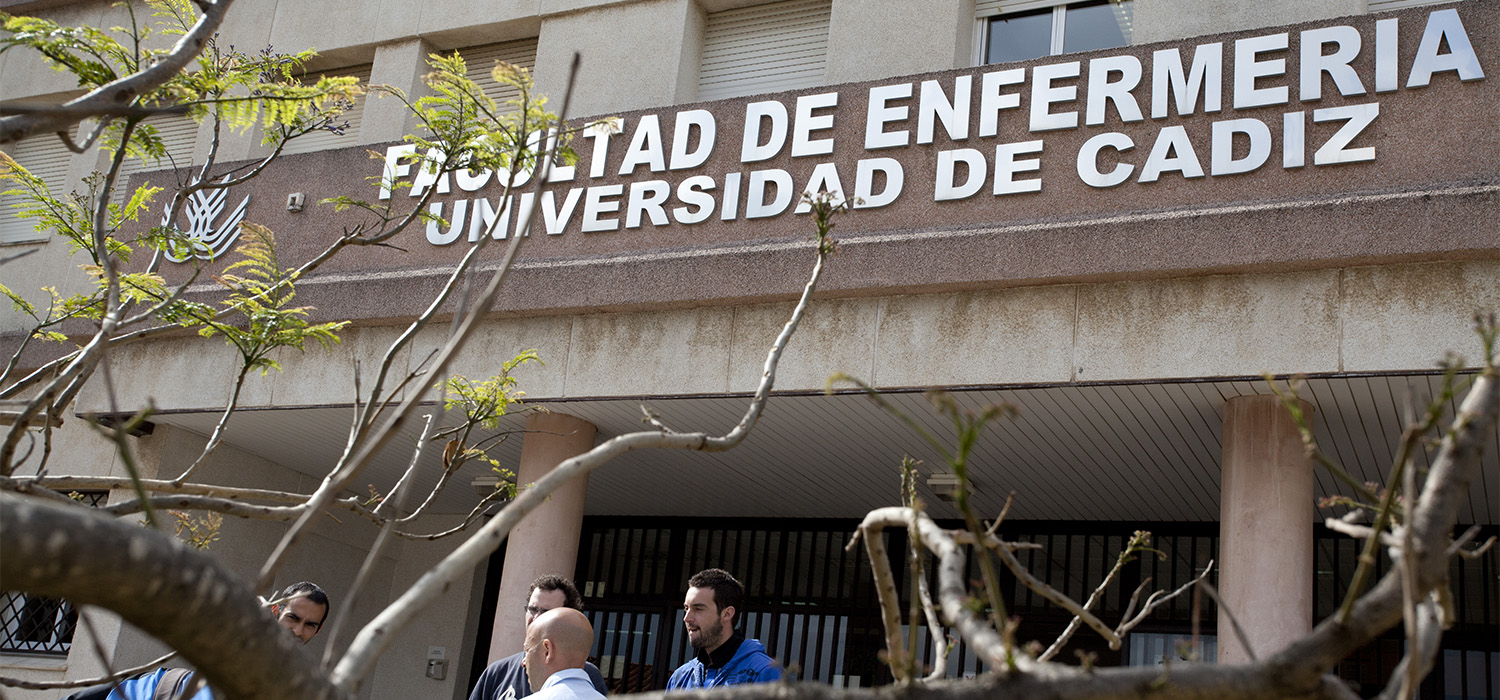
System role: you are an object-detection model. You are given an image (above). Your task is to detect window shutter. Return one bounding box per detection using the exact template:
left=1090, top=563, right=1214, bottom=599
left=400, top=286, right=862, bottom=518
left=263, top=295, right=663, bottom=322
left=460, top=38, right=540, bottom=112
left=280, top=64, right=373, bottom=155
left=114, top=113, right=201, bottom=205
left=975, top=0, right=1070, bottom=18
left=697, top=0, right=832, bottom=102
left=1, top=133, right=74, bottom=244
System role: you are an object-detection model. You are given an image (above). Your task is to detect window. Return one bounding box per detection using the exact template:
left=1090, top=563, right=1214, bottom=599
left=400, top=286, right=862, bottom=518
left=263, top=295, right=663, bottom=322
left=1, top=492, right=108, bottom=656
left=697, top=0, right=832, bottom=101
left=459, top=38, right=540, bottom=113
left=1, top=132, right=74, bottom=245
left=278, top=64, right=372, bottom=156
left=977, top=0, right=1133, bottom=65
left=113, top=112, right=202, bottom=205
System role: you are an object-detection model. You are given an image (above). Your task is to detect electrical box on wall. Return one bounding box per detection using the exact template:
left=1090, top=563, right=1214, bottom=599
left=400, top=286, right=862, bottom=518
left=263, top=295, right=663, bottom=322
left=426, top=646, right=447, bottom=680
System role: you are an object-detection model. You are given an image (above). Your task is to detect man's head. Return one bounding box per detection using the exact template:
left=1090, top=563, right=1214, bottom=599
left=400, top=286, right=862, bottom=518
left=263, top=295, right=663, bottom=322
left=522, top=608, right=596, bottom=692
left=682, top=568, right=743, bottom=653
left=525, top=574, right=585, bottom=628
left=272, top=581, right=329, bottom=645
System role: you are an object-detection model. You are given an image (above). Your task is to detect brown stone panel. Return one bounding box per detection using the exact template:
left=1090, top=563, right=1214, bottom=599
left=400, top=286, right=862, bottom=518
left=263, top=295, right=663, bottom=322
left=275, top=184, right=1497, bottom=324
left=122, top=2, right=1500, bottom=325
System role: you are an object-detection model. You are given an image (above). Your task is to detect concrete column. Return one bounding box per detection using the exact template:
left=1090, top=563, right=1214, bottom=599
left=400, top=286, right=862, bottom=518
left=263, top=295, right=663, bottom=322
left=359, top=38, right=436, bottom=145
left=1133, top=0, right=1364, bottom=44
left=1218, top=395, right=1315, bottom=664
left=826, top=0, right=973, bottom=83
left=533, top=0, right=702, bottom=117
left=486, top=412, right=596, bottom=662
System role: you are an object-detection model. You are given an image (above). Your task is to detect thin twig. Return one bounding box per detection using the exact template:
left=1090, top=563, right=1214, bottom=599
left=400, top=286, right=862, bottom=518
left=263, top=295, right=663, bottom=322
left=1195, top=579, right=1254, bottom=662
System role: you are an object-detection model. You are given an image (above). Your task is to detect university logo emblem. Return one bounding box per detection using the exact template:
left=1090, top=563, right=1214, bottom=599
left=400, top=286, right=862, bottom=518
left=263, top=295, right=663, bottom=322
left=163, top=176, right=250, bottom=263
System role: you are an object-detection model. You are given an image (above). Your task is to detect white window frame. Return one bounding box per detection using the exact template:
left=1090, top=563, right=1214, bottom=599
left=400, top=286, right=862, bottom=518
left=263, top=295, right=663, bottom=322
left=973, top=0, right=1132, bottom=66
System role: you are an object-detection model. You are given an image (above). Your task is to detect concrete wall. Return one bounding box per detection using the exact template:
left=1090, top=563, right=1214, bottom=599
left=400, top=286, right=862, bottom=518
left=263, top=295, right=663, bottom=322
left=0, top=421, right=479, bottom=700
left=1134, top=0, right=1367, bottom=44
left=71, top=259, right=1500, bottom=416
left=0, top=0, right=1459, bottom=336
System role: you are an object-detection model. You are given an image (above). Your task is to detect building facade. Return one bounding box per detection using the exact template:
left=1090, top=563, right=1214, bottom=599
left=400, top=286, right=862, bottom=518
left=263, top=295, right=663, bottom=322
left=2, top=0, right=1497, bottom=699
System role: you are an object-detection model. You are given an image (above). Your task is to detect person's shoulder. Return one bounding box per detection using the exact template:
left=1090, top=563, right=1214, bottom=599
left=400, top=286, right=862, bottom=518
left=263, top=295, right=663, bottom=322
left=665, top=660, right=698, bottom=689
left=491, top=650, right=526, bottom=668
left=733, top=640, right=782, bottom=682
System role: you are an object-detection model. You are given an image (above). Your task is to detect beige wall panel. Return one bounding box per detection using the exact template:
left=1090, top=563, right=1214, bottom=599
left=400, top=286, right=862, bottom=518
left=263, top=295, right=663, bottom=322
left=873, top=286, right=1077, bottom=387
left=564, top=306, right=735, bottom=396
left=365, top=515, right=480, bottom=700
left=1076, top=270, right=1342, bottom=381
left=74, top=334, right=277, bottom=414
left=532, top=0, right=700, bottom=117
left=424, top=314, right=575, bottom=401
left=359, top=39, right=436, bottom=145
left=414, top=4, right=542, bottom=46
left=826, top=0, right=972, bottom=82
left=726, top=297, right=880, bottom=393
left=1341, top=260, right=1500, bottom=372
left=0, top=1, right=112, bottom=99
left=0, top=237, right=79, bottom=337
left=265, top=0, right=379, bottom=62
left=261, top=324, right=413, bottom=407
left=5, top=411, right=120, bottom=479
left=214, top=0, right=277, bottom=51
left=1133, top=0, right=1366, bottom=44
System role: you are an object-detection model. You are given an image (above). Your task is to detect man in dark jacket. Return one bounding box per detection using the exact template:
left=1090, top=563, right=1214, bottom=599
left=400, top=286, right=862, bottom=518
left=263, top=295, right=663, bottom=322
left=666, top=569, right=781, bottom=690
left=469, top=575, right=609, bottom=700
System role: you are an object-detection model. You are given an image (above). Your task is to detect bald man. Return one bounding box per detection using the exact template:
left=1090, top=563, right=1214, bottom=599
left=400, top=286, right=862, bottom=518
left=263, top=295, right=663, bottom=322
left=522, top=608, right=605, bottom=700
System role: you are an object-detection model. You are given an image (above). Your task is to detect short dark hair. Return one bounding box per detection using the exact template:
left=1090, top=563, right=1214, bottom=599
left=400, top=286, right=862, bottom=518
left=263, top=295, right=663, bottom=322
left=529, top=574, right=584, bottom=610
left=279, top=581, right=330, bottom=623
left=688, top=569, right=744, bottom=628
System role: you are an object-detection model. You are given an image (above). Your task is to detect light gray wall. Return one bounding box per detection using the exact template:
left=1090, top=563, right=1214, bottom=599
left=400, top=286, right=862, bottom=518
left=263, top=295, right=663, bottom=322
left=533, top=0, right=705, bottom=117
left=1133, top=0, right=1368, bottom=44
left=73, top=260, right=1500, bottom=416
left=827, top=0, right=975, bottom=82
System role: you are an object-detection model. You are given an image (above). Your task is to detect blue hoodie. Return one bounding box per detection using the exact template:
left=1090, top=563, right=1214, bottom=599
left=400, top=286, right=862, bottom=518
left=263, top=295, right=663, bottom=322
left=666, top=635, right=782, bottom=690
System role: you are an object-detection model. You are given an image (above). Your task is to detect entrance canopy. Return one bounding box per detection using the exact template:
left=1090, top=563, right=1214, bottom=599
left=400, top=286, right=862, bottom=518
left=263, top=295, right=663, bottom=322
left=150, top=372, right=1497, bottom=525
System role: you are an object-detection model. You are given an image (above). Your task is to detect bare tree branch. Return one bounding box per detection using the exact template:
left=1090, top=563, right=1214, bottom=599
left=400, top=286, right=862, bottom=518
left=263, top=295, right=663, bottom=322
left=0, top=495, right=347, bottom=700
left=0, top=0, right=235, bottom=144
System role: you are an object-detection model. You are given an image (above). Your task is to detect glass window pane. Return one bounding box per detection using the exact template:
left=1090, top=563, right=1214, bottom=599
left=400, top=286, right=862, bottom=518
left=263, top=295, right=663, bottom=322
left=1063, top=0, right=1133, bottom=54
left=986, top=9, right=1053, bottom=64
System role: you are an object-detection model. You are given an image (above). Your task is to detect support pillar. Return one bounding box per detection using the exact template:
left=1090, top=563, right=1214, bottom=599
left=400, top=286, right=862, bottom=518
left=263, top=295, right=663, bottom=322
left=1218, top=395, right=1315, bottom=663
left=486, top=412, right=596, bottom=663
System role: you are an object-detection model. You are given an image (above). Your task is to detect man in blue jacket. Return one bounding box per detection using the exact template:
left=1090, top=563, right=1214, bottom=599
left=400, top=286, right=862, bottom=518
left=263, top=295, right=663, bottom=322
left=666, top=569, right=781, bottom=690
left=63, top=582, right=330, bottom=700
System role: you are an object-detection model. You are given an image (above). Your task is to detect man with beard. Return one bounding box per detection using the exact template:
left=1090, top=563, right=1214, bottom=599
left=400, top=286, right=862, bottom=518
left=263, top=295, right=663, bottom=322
left=665, top=569, right=781, bottom=690
left=65, top=582, right=330, bottom=700
left=469, top=575, right=609, bottom=700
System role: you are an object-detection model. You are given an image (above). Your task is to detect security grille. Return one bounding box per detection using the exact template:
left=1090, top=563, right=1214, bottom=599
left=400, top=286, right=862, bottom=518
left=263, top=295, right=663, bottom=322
left=1, top=491, right=108, bottom=655
left=472, top=518, right=1497, bottom=698
left=1315, top=525, right=1499, bottom=700
left=567, top=518, right=1221, bottom=690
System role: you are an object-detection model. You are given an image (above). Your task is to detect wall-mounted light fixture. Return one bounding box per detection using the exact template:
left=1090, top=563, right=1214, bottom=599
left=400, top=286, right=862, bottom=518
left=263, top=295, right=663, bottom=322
left=927, top=472, right=971, bottom=502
